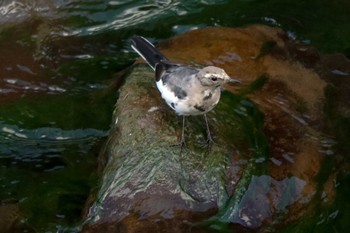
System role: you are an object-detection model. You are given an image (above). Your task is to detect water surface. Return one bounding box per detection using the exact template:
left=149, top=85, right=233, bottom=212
left=0, top=0, right=349, bottom=232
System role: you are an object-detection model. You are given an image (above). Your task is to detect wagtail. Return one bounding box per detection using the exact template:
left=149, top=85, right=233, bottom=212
left=130, top=36, right=239, bottom=147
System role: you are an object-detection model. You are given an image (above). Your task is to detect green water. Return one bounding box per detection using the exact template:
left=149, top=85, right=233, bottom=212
left=0, top=0, right=349, bottom=232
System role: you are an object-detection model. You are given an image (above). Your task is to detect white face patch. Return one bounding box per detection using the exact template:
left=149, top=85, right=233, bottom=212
left=203, top=72, right=221, bottom=79
left=203, top=71, right=224, bottom=79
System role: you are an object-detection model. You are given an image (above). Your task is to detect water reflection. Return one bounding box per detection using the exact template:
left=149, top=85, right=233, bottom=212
left=60, top=1, right=184, bottom=36
left=0, top=121, right=107, bottom=170
left=2, top=78, right=66, bottom=93
left=1, top=0, right=228, bottom=36
left=0, top=0, right=63, bottom=23
left=0, top=122, right=107, bottom=141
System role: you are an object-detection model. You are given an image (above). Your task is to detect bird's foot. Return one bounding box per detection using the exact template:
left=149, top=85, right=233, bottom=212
left=170, top=138, right=187, bottom=153
left=205, top=136, right=215, bottom=151
left=197, top=134, right=216, bottom=151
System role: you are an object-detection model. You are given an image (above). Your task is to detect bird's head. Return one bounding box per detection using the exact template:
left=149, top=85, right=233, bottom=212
left=197, top=66, right=240, bottom=87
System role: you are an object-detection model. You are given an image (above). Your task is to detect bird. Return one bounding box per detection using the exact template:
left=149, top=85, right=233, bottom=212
left=130, top=35, right=239, bottom=148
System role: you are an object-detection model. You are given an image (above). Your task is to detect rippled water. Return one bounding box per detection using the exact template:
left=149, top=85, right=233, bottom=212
left=0, top=0, right=349, bottom=232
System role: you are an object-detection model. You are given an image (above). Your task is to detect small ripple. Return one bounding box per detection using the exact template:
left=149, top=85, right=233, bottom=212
left=0, top=122, right=108, bottom=143
left=59, top=1, right=187, bottom=36
left=0, top=0, right=67, bottom=23
left=0, top=88, right=16, bottom=94
left=16, top=64, right=36, bottom=75
left=262, top=17, right=281, bottom=27
left=331, top=69, right=349, bottom=76
left=267, top=96, right=309, bottom=126
left=282, top=153, right=295, bottom=163
left=0, top=122, right=107, bottom=172
left=172, top=24, right=204, bottom=35
left=319, top=137, right=337, bottom=156
left=2, top=78, right=66, bottom=94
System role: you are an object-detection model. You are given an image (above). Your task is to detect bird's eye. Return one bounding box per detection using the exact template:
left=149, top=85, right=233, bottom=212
left=211, top=77, right=218, bottom=81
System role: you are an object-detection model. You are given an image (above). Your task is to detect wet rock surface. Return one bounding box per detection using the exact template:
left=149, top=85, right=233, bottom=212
left=82, top=25, right=350, bottom=232
left=82, top=65, right=244, bottom=233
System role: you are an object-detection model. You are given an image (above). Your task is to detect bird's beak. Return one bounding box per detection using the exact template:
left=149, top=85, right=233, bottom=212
left=227, top=77, right=241, bottom=85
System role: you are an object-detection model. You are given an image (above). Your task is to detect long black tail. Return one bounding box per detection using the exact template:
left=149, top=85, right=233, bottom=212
left=130, top=36, right=168, bottom=70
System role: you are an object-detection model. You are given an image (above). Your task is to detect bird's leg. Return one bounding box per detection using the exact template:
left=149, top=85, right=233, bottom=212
left=204, top=114, right=215, bottom=147
left=180, top=115, right=186, bottom=149
left=171, top=116, right=186, bottom=150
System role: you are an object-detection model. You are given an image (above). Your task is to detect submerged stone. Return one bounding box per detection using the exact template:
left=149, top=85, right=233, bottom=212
left=82, top=25, right=350, bottom=232
left=0, top=204, right=20, bottom=233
